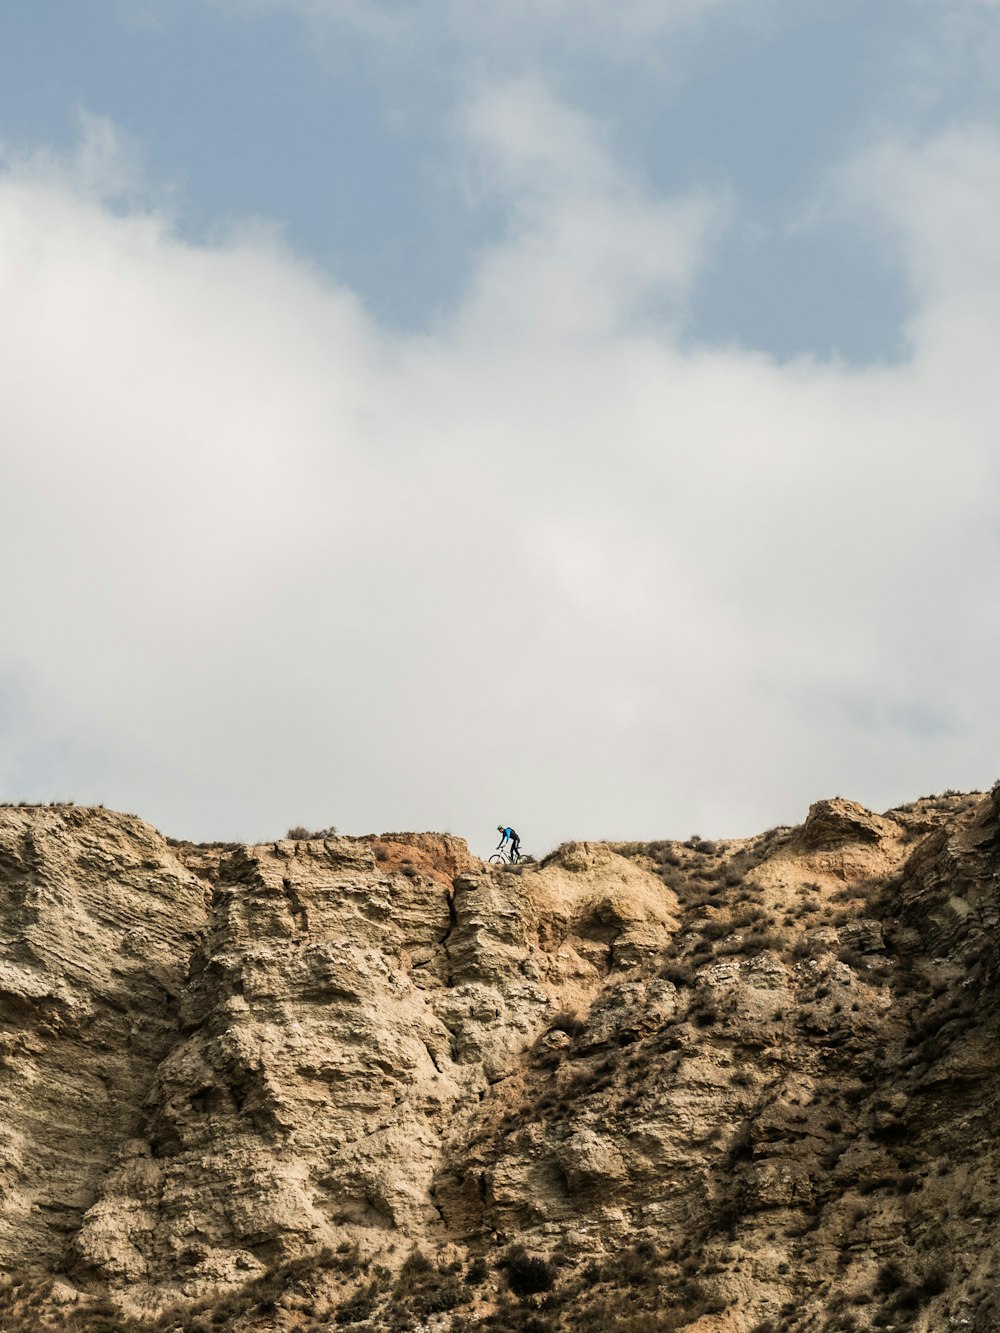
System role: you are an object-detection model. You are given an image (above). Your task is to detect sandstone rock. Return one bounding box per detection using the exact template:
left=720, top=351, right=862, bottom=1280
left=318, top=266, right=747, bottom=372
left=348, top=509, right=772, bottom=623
left=839, top=917, right=885, bottom=953
left=2, top=792, right=1000, bottom=1333
left=0, top=807, right=207, bottom=1277
left=795, top=798, right=895, bottom=850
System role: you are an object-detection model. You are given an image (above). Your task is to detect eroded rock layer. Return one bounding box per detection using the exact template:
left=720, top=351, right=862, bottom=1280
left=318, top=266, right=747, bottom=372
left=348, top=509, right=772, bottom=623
left=2, top=790, right=1000, bottom=1331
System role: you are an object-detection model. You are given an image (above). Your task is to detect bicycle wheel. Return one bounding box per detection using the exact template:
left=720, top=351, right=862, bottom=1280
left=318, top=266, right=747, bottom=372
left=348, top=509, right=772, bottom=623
left=488, top=853, right=507, bottom=865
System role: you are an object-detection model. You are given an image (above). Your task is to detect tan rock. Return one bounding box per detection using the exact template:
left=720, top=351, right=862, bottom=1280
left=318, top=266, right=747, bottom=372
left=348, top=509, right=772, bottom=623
left=1, top=791, right=999, bottom=1333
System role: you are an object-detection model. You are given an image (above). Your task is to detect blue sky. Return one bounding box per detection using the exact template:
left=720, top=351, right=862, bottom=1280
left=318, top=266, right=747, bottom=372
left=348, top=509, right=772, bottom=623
left=0, top=0, right=926, bottom=348
left=2, top=0, right=1000, bottom=849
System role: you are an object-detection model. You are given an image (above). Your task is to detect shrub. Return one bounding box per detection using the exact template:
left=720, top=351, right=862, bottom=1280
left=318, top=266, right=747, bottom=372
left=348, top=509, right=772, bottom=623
left=400, top=1249, right=433, bottom=1279
left=919, top=1264, right=948, bottom=1297
left=506, top=1248, right=556, bottom=1297
left=390, top=1251, right=468, bottom=1321
left=592, top=1242, right=660, bottom=1289
left=661, top=959, right=698, bottom=991
left=875, top=1261, right=905, bottom=1293
left=701, top=917, right=731, bottom=941
left=791, top=935, right=826, bottom=961
left=335, top=1280, right=379, bottom=1325
left=413, top=1276, right=465, bottom=1315
left=892, top=1285, right=924, bottom=1311
left=466, top=1257, right=488, bottom=1285
left=287, top=824, right=338, bottom=839
left=549, top=1010, right=586, bottom=1037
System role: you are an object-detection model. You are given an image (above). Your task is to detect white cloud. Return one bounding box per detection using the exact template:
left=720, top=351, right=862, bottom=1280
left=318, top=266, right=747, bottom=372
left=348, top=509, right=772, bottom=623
left=457, top=79, right=725, bottom=341
left=843, top=129, right=1000, bottom=330
left=1, top=98, right=999, bottom=852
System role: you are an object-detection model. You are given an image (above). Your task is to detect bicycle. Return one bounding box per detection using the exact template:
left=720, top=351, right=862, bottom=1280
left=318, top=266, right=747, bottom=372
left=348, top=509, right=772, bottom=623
left=489, top=848, right=521, bottom=865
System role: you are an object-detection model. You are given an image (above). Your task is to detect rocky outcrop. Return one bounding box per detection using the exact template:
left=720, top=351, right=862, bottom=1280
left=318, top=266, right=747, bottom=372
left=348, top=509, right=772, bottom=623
left=2, top=789, right=1000, bottom=1331
left=0, top=807, right=208, bottom=1282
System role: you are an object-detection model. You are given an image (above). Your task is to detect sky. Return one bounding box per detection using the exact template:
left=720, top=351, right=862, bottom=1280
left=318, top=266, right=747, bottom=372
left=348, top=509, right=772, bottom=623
left=2, top=0, right=1000, bottom=854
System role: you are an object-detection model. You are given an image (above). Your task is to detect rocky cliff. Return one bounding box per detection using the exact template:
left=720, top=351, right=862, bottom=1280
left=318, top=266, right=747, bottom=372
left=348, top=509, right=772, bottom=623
left=1, top=789, right=1000, bottom=1331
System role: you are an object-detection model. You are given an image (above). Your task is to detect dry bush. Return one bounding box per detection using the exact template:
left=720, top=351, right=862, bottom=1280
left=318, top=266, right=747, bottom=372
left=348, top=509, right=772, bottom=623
left=466, top=1256, right=488, bottom=1285
left=660, top=961, right=697, bottom=987
left=334, top=1279, right=379, bottom=1325
left=505, top=1247, right=556, bottom=1297
left=548, top=1010, right=586, bottom=1037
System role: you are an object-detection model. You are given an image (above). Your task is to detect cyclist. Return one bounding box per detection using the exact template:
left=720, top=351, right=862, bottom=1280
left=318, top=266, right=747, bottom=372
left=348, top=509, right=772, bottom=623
left=496, top=824, right=521, bottom=862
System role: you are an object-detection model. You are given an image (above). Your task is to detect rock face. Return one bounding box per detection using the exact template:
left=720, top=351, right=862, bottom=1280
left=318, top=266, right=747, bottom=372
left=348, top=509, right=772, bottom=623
left=2, top=790, right=1000, bottom=1330
left=0, top=808, right=208, bottom=1278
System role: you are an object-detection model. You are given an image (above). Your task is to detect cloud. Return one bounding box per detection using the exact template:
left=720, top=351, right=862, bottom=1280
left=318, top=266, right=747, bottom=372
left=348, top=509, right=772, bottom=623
left=457, top=79, right=726, bottom=340
left=843, top=128, right=1000, bottom=325
left=0, top=112, right=157, bottom=205
left=1, top=96, right=999, bottom=852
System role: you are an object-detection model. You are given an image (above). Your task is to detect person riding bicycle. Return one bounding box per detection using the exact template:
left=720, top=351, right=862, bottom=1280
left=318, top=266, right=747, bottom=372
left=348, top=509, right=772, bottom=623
left=496, top=824, right=521, bottom=861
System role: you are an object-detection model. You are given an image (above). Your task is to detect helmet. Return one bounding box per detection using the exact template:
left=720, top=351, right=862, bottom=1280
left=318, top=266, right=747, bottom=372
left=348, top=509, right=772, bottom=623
left=497, top=824, right=505, bottom=831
